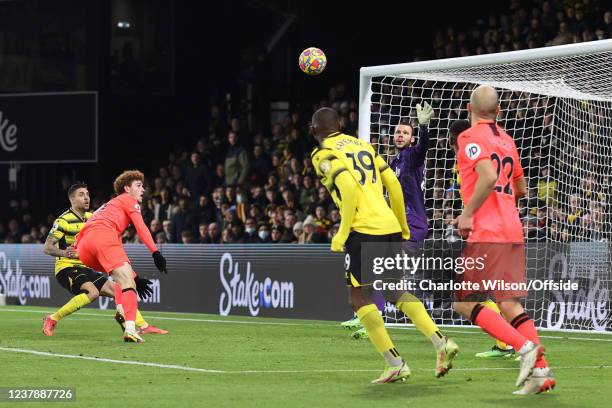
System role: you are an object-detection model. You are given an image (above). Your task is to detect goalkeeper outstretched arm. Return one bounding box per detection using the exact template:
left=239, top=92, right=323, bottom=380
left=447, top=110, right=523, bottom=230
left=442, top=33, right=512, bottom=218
left=377, top=156, right=410, bottom=240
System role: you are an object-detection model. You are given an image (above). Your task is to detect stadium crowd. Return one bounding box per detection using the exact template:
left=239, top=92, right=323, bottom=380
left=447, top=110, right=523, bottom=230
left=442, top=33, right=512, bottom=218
left=1, top=0, right=610, bottom=245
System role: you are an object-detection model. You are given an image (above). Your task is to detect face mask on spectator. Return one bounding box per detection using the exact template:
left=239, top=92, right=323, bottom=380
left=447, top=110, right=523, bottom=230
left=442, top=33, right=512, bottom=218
left=246, top=226, right=256, bottom=234
left=236, top=194, right=245, bottom=204
left=258, top=230, right=270, bottom=240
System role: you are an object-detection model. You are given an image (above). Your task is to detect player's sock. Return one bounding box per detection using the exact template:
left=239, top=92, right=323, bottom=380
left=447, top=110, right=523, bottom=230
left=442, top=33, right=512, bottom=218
left=396, top=293, right=445, bottom=350
left=121, top=288, right=138, bottom=322
left=357, top=304, right=402, bottom=366
left=114, top=283, right=123, bottom=307
left=511, top=312, right=548, bottom=368
left=471, top=304, right=529, bottom=351
left=135, top=310, right=148, bottom=329
left=50, top=293, right=91, bottom=321
left=481, top=299, right=510, bottom=350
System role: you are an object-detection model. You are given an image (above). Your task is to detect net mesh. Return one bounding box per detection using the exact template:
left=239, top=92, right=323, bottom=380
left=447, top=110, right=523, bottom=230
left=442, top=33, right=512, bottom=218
left=365, top=46, right=612, bottom=332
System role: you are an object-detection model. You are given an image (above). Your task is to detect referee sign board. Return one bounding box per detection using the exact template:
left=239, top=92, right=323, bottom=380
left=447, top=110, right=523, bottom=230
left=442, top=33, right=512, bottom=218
left=0, top=92, right=97, bottom=163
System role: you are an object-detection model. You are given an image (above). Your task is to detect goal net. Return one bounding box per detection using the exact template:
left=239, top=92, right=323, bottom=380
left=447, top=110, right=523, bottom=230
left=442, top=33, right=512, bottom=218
left=359, top=40, right=612, bottom=333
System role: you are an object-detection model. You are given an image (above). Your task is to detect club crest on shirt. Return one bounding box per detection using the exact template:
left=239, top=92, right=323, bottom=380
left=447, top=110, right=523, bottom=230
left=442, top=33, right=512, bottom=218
left=134, top=204, right=141, bottom=212
left=465, top=143, right=481, bottom=160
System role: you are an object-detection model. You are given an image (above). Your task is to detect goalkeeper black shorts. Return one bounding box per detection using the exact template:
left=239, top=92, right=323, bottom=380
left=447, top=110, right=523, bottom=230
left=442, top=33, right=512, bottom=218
left=56, top=267, right=108, bottom=296
left=344, top=231, right=403, bottom=287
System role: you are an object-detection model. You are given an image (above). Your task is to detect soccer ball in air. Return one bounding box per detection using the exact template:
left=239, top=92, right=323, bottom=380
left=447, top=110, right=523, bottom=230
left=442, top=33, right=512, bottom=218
left=299, top=47, right=327, bottom=75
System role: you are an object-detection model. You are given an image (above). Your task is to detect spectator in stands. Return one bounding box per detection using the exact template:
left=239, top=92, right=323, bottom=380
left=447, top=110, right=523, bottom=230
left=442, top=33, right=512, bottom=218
left=243, top=218, right=259, bottom=243
left=252, top=144, right=273, bottom=184
left=298, top=216, right=315, bottom=244
left=150, top=219, right=162, bottom=237
left=154, top=188, right=175, bottom=221
left=224, top=130, right=250, bottom=187
left=197, top=223, right=208, bottom=243
left=257, top=223, right=271, bottom=243
left=185, top=152, right=210, bottom=203
left=202, top=222, right=221, bottom=244
left=212, top=164, right=225, bottom=189
left=270, top=226, right=282, bottom=243
left=195, top=194, right=214, bottom=225
left=314, top=206, right=331, bottom=231
left=292, top=221, right=303, bottom=242
left=280, top=214, right=297, bottom=243
left=162, top=220, right=174, bottom=243
left=181, top=230, right=195, bottom=244
left=171, top=197, right=197, bottom=243
left=7, top=219, right=21, bottom=242
left=551, top=21, right=573, bottom=45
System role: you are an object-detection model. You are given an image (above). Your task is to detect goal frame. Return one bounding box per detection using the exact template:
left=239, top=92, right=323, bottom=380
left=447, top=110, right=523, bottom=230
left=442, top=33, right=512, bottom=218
left=358, top=39, right=612, bottom=142
left=358, top=39, right=612, bottom=334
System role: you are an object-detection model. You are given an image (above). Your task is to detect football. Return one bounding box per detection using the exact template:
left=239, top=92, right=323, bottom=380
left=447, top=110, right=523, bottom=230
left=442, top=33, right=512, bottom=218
left=299, top=47, right=327, bottom=75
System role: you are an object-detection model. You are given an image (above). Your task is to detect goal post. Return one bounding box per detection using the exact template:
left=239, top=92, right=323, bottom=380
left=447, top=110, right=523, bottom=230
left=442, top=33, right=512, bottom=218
left=358, top=39, right=612, bottom=333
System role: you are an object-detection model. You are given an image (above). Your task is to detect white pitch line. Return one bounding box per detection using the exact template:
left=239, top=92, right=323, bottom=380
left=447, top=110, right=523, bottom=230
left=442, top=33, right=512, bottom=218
left=1, top=307, right=611, bottom=342
left=0, top=308, right=326, bottom=327
left=0, top=346, right=610, bottom=375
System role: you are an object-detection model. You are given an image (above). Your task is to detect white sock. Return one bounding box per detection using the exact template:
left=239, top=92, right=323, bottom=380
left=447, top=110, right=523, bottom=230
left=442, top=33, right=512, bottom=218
left=116, top=304, right=124, bottom=315
left=431, top=333, right=446, bottom=351
left=125, top=321, right=136, bottom=332
left=532, top=367, right=550, bottom=376
left=518, top=340, right=535, bottom=355
left=382, top=351, right=403, bottom=367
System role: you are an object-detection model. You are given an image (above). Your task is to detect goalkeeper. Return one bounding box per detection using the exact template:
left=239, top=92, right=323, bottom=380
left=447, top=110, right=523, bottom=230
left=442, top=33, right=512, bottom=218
left=42, top=182, right=168, bottom=337
left=342, top=102, right=435, bottom=338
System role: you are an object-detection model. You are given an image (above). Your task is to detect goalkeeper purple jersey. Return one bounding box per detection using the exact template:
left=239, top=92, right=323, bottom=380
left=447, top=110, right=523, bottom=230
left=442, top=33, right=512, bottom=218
left=390, top=125, right=430, bottom=242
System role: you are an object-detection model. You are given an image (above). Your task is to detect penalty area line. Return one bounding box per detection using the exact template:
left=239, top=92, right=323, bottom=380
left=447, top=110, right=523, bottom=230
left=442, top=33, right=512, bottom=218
left=0, top=346, right=610, bottom=375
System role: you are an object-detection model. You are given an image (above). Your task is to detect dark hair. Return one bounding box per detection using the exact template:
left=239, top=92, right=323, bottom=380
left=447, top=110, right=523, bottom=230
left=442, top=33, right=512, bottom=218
left=68, top=182, right=88, bottom=197
left=449, top=120, right=471, bottom=147
left=393, top=119, right=413, bottom=136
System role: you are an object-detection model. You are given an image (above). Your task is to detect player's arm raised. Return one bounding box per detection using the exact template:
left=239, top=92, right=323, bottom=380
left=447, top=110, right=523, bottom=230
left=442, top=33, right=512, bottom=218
left=405, top=102, right=433, bottom=166
left=377, top=155, right=410, bottom=240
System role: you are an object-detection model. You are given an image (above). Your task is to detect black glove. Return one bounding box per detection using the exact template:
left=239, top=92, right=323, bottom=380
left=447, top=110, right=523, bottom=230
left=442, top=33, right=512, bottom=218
left=152, top=251, right=167, bottom=274
left=134, top=275, right=154, bottom=300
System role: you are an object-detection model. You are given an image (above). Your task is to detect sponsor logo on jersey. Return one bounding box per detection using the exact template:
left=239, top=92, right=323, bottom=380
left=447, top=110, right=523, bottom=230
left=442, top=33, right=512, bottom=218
left=465, top=143, right=481, bottom=160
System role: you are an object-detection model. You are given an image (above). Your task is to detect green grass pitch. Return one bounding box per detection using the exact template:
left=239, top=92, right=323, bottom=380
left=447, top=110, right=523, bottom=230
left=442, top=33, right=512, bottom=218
left=0, top=306, right=610, bottom=407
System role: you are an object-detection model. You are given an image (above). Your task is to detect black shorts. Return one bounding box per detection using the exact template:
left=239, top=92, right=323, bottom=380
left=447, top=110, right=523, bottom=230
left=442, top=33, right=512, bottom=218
left=56, top=267, right=108, bottom=295
left=344, top=231, right=403, bottom=287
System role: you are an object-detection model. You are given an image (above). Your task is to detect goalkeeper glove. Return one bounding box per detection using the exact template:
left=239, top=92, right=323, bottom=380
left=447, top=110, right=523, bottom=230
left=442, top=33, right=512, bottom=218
left=152, top=251, right=168, bottom=274
left=416, top=101, right=434, bottom=126
left=134, top=276, right=154, bottom=300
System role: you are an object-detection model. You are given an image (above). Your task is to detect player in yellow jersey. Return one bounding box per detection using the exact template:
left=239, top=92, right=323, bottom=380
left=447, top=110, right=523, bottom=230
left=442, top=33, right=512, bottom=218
left=42, top=182, right=167, bottom=336
left=310, top=108, right=459, bottom=383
